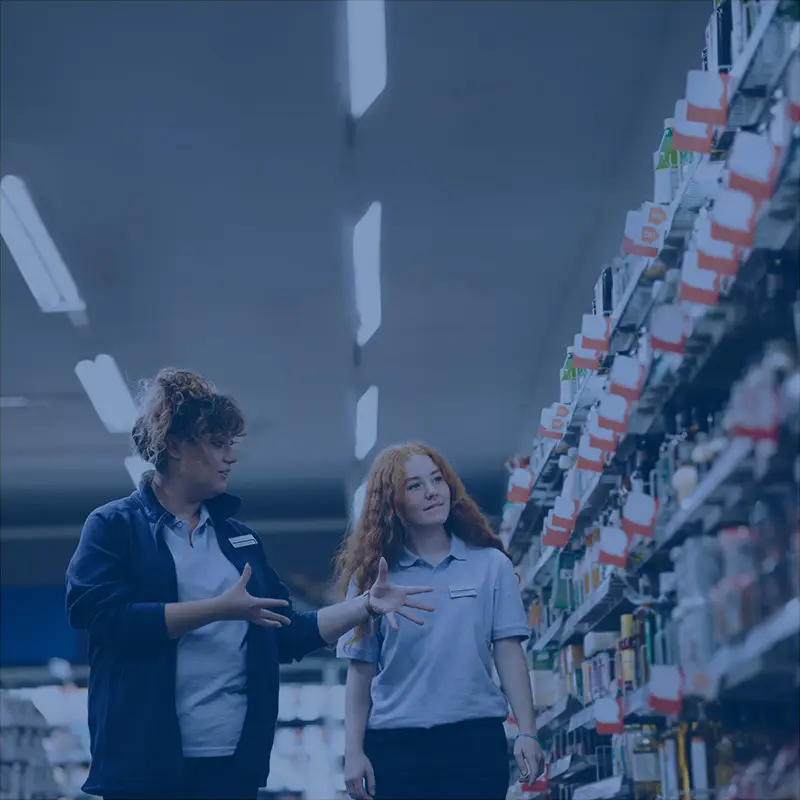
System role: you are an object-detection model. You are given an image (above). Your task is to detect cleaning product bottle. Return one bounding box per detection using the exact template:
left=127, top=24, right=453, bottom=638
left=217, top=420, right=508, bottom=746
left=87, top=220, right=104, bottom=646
left=560, top=349, right=577, bottom=405
left=654, top=119, right=680, bottom=204
left=619, top=615, right=637, bottom=695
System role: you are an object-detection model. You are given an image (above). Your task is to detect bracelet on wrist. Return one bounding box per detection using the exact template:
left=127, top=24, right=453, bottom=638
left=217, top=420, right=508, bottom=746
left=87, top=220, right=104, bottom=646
left=362, top=590, right=383, bottom=620
left=516, top=732, right=542, bottom=747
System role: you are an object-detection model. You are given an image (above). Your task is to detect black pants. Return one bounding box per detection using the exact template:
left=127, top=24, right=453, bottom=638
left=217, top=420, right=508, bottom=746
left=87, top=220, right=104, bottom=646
left=364, top=717, right=510, bottom=800
left=103, top=756, right=260, bottom=800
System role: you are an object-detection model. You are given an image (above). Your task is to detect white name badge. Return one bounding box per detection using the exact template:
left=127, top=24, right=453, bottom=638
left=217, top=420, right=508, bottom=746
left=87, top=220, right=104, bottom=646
left=229, top=534, right=258, bottom=548
left=449, top=585, right=477, bottom=599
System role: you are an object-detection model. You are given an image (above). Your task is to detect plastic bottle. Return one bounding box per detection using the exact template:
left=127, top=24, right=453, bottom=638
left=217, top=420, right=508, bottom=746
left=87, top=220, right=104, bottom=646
left=560, top=349, right=577, bottom=405
left=654, top=119, right=680, bottom=204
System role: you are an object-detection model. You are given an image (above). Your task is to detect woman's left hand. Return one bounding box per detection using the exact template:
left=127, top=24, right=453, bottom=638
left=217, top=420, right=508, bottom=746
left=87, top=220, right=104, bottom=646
left=368, top=557, right=435, bottom=631
left=514, top=735, right=544, bottom=785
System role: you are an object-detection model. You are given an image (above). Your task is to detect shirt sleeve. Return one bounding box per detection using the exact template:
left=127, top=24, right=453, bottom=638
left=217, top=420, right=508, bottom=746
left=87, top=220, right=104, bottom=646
left=65, top=510, right=170, bottom=651
left=256, top=556, right=327, bottom=665
left=276, top=607, right=327, bottom=665
left=492, top=555, right=530, bottom=642
left=335, top=580, right=381, bottom=663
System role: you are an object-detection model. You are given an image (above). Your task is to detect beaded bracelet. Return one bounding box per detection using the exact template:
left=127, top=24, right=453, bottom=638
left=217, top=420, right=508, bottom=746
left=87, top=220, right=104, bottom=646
left=515, top=732, right=542, bottom=748
left=362, top=591, right=383, bottom=620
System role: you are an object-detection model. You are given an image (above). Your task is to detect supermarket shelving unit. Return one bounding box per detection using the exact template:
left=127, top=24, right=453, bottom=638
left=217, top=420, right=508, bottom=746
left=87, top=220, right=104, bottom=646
left=504, top=2, right=800, bottom=798
left=0, top=658, right=348, bottom=800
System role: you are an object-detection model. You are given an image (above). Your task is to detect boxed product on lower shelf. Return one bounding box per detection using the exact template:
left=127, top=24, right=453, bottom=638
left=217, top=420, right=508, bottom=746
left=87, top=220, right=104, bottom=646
left=0, top=691, right=61, bottom=800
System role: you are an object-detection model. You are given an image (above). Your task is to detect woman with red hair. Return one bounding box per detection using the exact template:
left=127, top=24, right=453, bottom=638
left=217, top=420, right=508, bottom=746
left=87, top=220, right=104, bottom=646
left=335, top=443, right=542, bottom=800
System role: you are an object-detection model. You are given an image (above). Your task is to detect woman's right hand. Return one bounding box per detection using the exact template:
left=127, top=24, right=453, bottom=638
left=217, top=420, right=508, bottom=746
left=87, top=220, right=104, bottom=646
left=344, top=751, right=376, bottom=800
left=216, top=564, right=292, bottom=627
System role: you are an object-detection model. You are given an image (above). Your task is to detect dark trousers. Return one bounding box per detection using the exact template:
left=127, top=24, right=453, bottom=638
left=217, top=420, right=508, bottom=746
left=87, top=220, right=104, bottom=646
left=364, top=717, right=510, bottom=800
left=104, top=756, right=260, bottom=800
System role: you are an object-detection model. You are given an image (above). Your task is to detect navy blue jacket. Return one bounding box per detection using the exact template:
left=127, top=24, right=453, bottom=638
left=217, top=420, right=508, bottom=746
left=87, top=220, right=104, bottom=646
left=65, top=480, right=327, bottom=797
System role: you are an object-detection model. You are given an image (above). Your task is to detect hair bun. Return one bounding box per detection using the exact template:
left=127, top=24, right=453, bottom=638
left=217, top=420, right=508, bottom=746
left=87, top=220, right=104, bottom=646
left=157, top=369, right=215, bottom=409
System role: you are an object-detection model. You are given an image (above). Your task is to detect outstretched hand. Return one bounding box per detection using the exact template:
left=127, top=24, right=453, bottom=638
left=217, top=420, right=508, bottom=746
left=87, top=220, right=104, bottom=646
left=217, top=564, right=292, bottom=628
left=367, top=557, right=434, bottom=631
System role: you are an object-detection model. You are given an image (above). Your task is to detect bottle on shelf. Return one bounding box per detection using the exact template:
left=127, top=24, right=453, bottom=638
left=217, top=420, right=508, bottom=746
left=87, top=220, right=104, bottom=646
left=618, top=614, right=637, bottom=696
left=632, top=725, right=662, bottom=800
left=689, top=705, right=715, bottom=800
left=659, top=723, right=681, bottom=800
left=560, top=348, right=578, bottom=405
left=671, top=411, right=700, bottom=506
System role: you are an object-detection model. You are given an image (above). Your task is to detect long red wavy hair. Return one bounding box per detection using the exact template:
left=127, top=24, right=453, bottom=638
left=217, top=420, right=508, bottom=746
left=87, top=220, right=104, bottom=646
left=334, top=443, right=509, bottom=619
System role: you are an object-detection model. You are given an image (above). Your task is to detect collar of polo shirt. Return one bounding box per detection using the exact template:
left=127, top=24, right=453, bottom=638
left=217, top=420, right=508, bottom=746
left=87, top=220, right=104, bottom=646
left=166, top=504, right=211, bottom=532
left=398, top=534, right=468, bottom=568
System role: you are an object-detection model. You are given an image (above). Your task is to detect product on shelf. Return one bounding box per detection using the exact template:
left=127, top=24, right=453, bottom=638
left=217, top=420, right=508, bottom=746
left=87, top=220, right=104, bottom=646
left=0, top=691, right=61, bottom=800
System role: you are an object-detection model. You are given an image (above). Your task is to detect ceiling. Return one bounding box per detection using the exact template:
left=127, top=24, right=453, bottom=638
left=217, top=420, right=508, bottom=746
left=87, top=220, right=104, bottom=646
left=0, top=0, right=710, bottom=594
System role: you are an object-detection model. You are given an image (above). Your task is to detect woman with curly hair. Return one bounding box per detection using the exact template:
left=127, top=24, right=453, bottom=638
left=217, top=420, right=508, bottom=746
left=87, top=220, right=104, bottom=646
left=335, top=443, right=543, bottom=800
left=65, top=369, right=433, bottom=800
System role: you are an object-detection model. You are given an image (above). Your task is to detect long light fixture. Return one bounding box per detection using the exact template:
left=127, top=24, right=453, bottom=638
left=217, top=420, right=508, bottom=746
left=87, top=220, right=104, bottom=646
left=353, top=201, right=382, bottom=347
left=0, top=396, right=30, bottom=408
left=352, top=481, right=367, bottom=523
left=346, top=0, right=387, bottom=119
left=0, top=175, right=86, bottom=314
left=354, top=385, right=379, bottom=460
left=75, top=354, right=138, bottom=434
left=124, top=455, right=153, bottom=487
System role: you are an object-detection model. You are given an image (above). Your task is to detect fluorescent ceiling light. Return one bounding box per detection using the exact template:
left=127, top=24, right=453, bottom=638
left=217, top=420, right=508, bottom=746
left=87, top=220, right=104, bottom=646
left=353, top=202, right=382, bottom=347
left=0, top=175, right=86, bottom=314
left=352, top=481, right=367, bottom=523
left=346, top=0, right=387, bottom=118
left=75, top=354, right=138, bottom=434
left=124, top=455, right=153, bottom=487
left=354, top=385, right=379, bottom=460
left=0, top=396, right=30, bottom=408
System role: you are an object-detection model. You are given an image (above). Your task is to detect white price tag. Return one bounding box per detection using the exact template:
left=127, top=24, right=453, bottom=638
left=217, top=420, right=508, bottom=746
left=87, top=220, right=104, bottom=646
left=650, top=304, right=687, bottom=354
left=572, top=333, right=600, bottom=370
left=609, top=355, right=647, bottom=402
left=543, top=517, right=570, bottom=549
left=680, top=249, right=720, bottom=307
left=594, top=696, right=624, bottom=735
left=576, top=432, right=604, bottom=473
left=552, top=495, right=579, bottom=530
left=622, top=204, right=669, bottom=258
left=507, top=468, right=534, bottom=503
left=710, top=188, right=757, bottom=248
left=729, top=373, right=780, bottom=441
left=648, top=665, right=684, bottom=715
left=728, top=131, right=778, bottom=201
left=597, top=392, right=630, bottom=434
left=539, top=404, right=568, bottom=440
left=581, top=313, right=611, bottom=352
left=588, top=417, right=617, bottom=453
left=686, top=69, right=728, bottom=126
left=622, top=491, right=659, bottom=538
left=598, top=526, right=631, bottom=568
left=673, top=98, right=712, bottom=154
left=695, top=217, right=739, bottom=276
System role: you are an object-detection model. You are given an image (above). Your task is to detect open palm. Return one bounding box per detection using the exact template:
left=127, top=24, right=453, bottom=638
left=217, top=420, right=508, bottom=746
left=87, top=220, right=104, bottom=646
left=368, top=557, right=435, bottom=631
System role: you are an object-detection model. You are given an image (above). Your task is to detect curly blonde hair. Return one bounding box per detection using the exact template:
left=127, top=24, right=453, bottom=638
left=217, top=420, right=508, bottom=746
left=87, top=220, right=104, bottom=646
left=334, top=443, right=508, bottom=635
left=131, top=368, right=245, bottom=472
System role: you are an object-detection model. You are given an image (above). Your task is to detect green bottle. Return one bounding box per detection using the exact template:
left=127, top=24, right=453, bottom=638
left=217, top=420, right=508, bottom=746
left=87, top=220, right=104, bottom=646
left=654, top=118, right=680, bottom=204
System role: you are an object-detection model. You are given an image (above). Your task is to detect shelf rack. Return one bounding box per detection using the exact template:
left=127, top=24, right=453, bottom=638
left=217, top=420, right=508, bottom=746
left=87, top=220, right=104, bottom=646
left=509, top=3, right=800, bottom=798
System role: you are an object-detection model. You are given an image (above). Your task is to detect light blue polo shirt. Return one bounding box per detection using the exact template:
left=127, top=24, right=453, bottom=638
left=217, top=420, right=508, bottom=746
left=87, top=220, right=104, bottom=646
left=336, top=536, right=529, bottom=730
left=161, top=506, right=248, bottom=757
